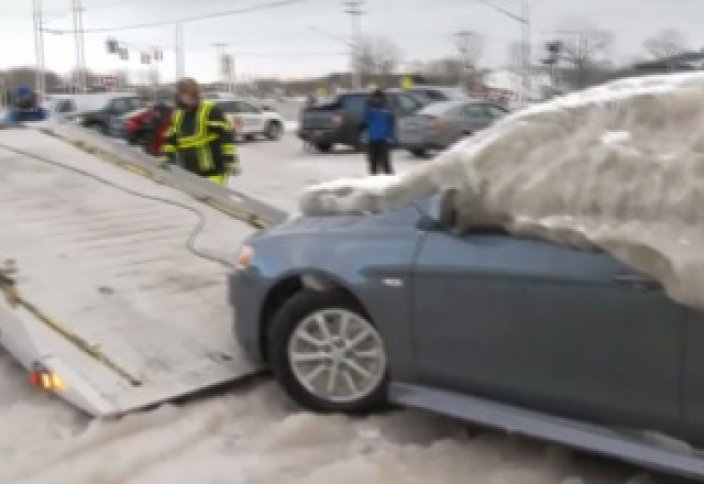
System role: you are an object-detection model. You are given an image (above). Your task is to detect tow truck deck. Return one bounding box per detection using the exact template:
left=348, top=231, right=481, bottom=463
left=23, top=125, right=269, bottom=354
left=0, top=125, right=280, bottom=417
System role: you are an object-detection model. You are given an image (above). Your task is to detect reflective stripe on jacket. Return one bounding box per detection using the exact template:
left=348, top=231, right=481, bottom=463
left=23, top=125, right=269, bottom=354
left=161, top=101, right=237, bottom=177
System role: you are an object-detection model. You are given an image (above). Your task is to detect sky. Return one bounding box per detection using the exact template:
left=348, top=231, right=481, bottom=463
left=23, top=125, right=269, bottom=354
left=1, top=0, right=704, bottom=83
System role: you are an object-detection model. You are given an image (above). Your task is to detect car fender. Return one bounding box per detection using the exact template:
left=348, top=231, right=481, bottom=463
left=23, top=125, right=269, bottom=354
left=251, top=228, right=422, bottom=380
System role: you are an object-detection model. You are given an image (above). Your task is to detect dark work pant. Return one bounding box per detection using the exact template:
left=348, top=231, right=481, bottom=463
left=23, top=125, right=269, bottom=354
left=367, top=140, right=393, bottom=175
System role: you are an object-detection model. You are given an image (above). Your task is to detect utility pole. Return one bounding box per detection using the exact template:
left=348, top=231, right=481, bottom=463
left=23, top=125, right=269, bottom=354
left=33, top=0, right=46, bottom=97
left=175, top=23, right=185, bottom=79
left=71, top=0, right=87, bottom=92
left=343, top=0, right=365, bottom=89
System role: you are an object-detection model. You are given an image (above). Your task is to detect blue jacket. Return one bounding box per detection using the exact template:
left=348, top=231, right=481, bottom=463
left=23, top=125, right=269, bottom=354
left=364, top=106, right=395, bottom=142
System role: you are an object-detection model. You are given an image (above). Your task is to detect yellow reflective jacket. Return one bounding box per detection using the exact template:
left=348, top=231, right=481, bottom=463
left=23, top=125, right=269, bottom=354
left=161, top=101, right=238, bottom=177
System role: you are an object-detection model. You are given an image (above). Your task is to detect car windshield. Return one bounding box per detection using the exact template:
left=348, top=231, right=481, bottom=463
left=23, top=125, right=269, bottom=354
left=419, top=100, right=466, bottom=116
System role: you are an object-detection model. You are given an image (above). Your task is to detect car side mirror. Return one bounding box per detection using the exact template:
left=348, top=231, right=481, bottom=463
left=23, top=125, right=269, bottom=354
left=426, top=189, right=458, bottom=230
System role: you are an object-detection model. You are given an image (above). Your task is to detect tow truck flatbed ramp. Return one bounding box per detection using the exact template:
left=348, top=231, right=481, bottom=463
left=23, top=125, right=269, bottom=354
left=0, top=128, right=266, bottom=417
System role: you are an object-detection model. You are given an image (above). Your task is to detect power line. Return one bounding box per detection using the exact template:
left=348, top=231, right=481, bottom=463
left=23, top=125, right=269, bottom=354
left=42, top=0, right=307, bottom=34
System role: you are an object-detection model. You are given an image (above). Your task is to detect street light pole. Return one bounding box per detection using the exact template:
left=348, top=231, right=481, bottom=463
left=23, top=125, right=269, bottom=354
left=71, top=0, right=87, bottom=92
left=476, top=0, right=531, bottom=105
left=343, top=0, right=365, bottom=89
left=33, top=0, right=46, bottom=97
left=213, top=43, right=235, bottom=94
left=454, top=30, right=477, bottom=90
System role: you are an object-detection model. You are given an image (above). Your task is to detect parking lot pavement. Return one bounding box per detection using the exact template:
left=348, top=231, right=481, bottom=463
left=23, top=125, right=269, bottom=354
left=234, top=132, right=425, bottom=212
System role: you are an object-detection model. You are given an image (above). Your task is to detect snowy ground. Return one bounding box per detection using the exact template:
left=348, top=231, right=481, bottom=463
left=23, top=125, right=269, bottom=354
left=0, top=132, right=691, bottom=484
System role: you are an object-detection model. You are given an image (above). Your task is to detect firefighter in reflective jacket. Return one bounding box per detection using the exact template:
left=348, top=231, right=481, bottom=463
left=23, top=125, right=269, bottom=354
left=160, top=78, right=239, bottom=185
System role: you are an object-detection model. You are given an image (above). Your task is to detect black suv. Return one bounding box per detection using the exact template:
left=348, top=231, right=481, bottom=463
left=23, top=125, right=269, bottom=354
left=79, top=94, right=146, bottom=136
left=298, top=89, right=424, bottom=152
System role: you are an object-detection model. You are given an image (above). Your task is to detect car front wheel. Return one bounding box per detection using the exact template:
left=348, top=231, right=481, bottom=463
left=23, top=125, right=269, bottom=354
left=265, top=121, right=283, bottom=140
left=268, top=290, right=388, bottom=413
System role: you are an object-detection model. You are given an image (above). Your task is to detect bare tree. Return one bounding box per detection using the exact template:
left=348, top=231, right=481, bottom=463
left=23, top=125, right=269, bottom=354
left=421, top=57, right=465, bottom=85
left=644, top=29, right=689, bottom=60
left=557, top=27, right=614, bottom=88
left=354, top=36, right=402, bottom=81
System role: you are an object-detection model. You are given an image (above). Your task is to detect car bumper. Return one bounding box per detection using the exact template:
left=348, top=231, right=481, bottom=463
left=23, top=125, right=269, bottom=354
left=297, top=128, right=338, bottom=145
left=229, top=271, right=266, bottom=364
left=399, top=140, right=446, bottom=152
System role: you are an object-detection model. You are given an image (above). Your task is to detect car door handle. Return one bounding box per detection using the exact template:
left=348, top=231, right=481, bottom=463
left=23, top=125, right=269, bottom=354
left=612, top=273, right=661, bottom=292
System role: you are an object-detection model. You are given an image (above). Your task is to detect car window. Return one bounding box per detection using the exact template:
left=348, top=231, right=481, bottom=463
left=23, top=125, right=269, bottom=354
left=55, top=99, right=75, bottom=113
left=394, top=94, right=421, bottom=114
left=486, top=105, right=508, bottom=119
left=341, top=95, right=368, bottom=111
left=463, top=104, right=491, bottom=120
left=128, top=98, right=145, bottom=111
left=218, top=101, right=238, bottom=114
left=109, top=98, right=130, bottom=114
left=235, top=101, right=260, bottom=114
left=425, top=90, right=447, bottom=101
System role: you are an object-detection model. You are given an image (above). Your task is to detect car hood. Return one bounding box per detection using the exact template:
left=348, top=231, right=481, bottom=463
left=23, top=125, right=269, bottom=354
left=255, top=203, right=425, bottom=240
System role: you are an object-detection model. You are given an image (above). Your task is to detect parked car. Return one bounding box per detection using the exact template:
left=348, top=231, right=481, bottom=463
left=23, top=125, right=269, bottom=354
left=121, top=102, right=173, bottom=156
left=230, top=191, right=704, bottom=478
left=213, top=98, right=286, bottom=141
left=407, top=86, right=467, bottom=104
left=398, top=100, right=508, bottom=157
left=74, top=93, right=147, bottom=136
left=298, top=89, right=425, bottom=152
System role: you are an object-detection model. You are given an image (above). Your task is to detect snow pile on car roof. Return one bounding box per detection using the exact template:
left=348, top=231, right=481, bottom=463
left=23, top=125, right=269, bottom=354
left=300, top=72, right=704, bottom=310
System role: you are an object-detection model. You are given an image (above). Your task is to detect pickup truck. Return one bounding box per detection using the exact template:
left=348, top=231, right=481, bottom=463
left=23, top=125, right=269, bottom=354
left=298, top=89, right=425, bottom=152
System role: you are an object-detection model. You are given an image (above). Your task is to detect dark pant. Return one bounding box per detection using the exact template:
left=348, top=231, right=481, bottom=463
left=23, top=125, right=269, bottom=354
left=367, top=140, right=393, bottom=175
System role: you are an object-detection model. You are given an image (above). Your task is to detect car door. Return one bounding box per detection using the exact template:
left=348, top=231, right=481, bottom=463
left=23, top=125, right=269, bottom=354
left=218, top=101, right=240, bottom=135
left=234, top=101, right=265, bottom=135
left=411, top=229, right=685, bottom=429
left=105, top=98, right=132, bottom=135
left=392, top=93, right=423, bottom=120
left=461, top=103, right=494, bottom=134
left=340, top=94, right=368, bottom=144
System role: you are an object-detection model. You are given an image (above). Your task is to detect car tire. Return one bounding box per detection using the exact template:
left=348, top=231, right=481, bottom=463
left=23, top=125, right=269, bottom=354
left=267, top=290, right=388, bottom=413
left=244, top=134, right=256, bottom=142
left=410, top=148, right=428, bottom=158
left=355, top=128, right=368, bottom=152
left=265, top=121, right=283, bottom=141
left=316, top=143, right=333, bottom=153
left=88, top=122, right=107, bottom=135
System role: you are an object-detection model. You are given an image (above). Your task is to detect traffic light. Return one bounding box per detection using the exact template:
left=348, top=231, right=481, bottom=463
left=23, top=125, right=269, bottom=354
left=543, top=41, right=563, bottom=66
left=106, top=38, right=119, bottom=54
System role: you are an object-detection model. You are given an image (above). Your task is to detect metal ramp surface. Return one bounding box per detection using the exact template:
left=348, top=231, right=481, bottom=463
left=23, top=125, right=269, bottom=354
left=0, top=128, right=263, bottom=416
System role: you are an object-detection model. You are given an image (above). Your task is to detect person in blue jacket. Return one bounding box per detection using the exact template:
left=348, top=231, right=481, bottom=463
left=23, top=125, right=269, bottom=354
left=5, top=86, right=48, bottom=124
left=364, top=89, right=395, bottom=175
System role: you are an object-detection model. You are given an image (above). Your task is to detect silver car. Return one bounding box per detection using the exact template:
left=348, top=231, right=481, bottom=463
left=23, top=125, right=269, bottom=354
left=398, top=100, right=508, bottom=157
left=230, top=192, right=704, bottom=479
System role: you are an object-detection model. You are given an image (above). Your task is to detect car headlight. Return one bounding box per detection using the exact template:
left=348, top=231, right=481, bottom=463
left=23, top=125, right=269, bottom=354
left=75, top=116, right=84, bottom=124
left=236, top=245, right=255, bottom=270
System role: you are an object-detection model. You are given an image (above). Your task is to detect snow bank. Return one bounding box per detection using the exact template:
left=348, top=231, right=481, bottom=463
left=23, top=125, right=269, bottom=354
left=0, top=370, right=635, bottom=484
left=301, top=73, right=704, bottom=311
